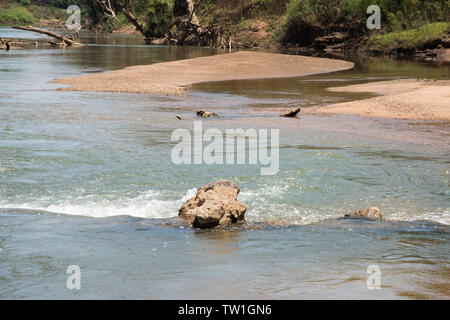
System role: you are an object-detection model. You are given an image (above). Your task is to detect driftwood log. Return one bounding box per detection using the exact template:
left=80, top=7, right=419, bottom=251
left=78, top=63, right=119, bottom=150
left=0, top=38, right=11, bottom=50
left=281, top=108, right=301, bottom=118
left=12, top=26, right=83, bottom=46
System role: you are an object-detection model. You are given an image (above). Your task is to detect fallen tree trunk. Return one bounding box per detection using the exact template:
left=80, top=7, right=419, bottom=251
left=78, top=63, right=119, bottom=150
left=281, top=108, right=301, bottom=118
left=12, top=26, right=83, bottom=46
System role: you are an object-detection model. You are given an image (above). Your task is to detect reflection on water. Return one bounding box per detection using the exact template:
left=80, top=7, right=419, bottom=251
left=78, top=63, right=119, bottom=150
left=0, top=27, right=449, bottom=299
left=193, top=54, right=450, bottom=107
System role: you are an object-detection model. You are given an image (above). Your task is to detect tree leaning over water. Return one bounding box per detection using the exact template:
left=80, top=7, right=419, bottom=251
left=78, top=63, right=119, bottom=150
left=89, top=0, right=224, bottom=45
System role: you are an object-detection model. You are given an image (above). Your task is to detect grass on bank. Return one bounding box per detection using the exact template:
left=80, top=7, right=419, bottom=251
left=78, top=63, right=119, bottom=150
left=369, top=22, right=450, bottom=51
left=0, top=3, right=36, bottom=25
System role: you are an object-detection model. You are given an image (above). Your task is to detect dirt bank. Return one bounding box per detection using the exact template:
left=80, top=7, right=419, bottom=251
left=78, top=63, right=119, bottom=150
left=54, top=51, right=354, bottom=96
left=308, top=79, right=450, bottom=121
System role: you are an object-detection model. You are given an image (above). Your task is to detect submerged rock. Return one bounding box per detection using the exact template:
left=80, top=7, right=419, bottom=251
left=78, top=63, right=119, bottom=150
left=197, top=109, right=217, bottom=118
left=345, top=207, right=382, bottom=220
left=179, top=180, right=247, bottom=229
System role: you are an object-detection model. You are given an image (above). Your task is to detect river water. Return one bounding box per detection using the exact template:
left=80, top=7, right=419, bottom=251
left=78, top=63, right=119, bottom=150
left=0, top=27, right=449, bottom=299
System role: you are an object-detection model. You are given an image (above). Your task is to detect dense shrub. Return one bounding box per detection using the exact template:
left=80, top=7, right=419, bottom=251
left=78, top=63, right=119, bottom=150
left=277, top=0, right=450, bottom=45
left=138, top=0, right=173, bottom=39
left=17, top=0, right=31, bottom=6
left=0, top=4, right=36, bottom=24
left=369, top=22, right=450, bottom=50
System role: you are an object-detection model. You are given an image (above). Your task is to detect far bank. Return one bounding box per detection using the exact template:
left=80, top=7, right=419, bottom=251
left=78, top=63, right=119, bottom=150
left=1, top=1, right=449, bottom=60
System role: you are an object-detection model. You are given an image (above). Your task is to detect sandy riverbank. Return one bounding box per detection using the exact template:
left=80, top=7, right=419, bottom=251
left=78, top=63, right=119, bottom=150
left=308, top=79, right=450, bottom=121
left=54, top=51, right=354, bottom=96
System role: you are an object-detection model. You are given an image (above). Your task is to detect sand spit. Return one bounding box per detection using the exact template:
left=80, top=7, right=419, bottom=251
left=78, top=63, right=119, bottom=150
left=54, top=51, right=354, bottom=96
left=309, top=79, right=450, bottom=121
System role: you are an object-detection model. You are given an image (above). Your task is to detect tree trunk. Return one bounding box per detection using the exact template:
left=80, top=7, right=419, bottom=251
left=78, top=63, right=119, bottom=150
left=12, top=26, right=83, bottom=46
left=0, top=38, right=11, bottom=50
left=174, top=0, right=199, bottom=25
left=121, top=7, right=145, bottom=35
left=88, top=0, right=103, bottom=25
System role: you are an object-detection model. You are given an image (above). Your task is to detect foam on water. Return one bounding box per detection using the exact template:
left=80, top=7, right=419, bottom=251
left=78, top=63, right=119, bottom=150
left=388, top=209, right=450, bottom=226
left=1, top=185, right=448, bottom=225
left=0, top=188, right=197, bottom=219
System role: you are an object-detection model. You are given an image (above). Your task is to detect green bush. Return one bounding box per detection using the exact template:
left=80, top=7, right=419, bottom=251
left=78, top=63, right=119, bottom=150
left=369, top=22, right=450, bottom=50
left=144, top=0, right=173, bottom=38
left=132, top=0, right=173, bottom=38
left=245, top=0, right=286, bottom=17
left=0, top=5, right=36, bottom=25
left=44, top=0, right=81, bottom=9
left=277, top=0, right=450, bottom=45
left=17, top=0, right=31, bottom=6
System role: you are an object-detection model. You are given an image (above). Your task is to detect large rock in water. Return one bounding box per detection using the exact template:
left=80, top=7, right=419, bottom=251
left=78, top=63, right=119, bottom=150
left=179, top=180, right=247, bottom=229
left=345, top=207, right=382, bottom=220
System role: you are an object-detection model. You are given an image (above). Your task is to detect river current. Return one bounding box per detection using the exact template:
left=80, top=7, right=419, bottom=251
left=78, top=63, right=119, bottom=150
left=0, top=27, right=449, bottom=299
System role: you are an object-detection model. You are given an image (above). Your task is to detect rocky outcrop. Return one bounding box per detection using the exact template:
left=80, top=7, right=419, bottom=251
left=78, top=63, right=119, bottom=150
left=345, top=207, right=382, bottom=220
left=179, top=180, right=247, bottom=229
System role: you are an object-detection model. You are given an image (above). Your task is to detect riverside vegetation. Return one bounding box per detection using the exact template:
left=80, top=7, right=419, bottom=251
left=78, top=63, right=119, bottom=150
left=1, top=0, right=449, bottom=55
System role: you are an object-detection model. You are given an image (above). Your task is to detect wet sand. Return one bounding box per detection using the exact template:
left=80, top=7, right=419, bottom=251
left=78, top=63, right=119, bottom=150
left=54, top=51, right=354, bottom=96
left=308, top=79, right=450, bottom=121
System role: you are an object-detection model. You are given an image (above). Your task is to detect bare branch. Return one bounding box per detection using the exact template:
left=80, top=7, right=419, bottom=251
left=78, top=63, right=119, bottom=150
left=97, top=0, right=118, bottom=20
